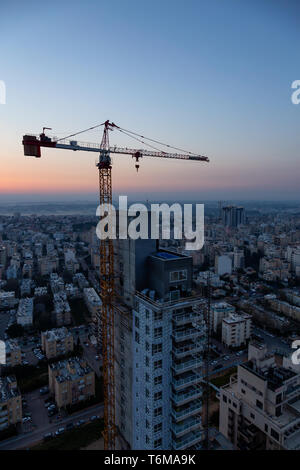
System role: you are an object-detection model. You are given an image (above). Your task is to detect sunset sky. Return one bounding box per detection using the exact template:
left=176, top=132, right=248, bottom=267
left=0, top=0, right=299, bottom=201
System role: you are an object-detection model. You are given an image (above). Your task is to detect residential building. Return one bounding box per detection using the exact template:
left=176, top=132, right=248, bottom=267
left=221, top=312, right=252, bottom=348
left=16, top=297, right=33, bottom=326
left=219, top=341, right=300, bottom=449
left=0, top=376, right=22, bottom=431
left=5, top=339, right=22, bottom=367
left=41, top=327, right=74, bottom=359
left=211, top=302, right=235, bottom=333
left=48, top=357, right=95, bottom=409
left=115, top=245, right=205, bottom=450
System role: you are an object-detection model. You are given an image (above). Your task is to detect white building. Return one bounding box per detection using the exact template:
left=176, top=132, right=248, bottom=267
left=219, top=341, right=300, bottom=450
left=222, top=312, right=252, bottom=348
left=211, top=302, right=235, bottom=333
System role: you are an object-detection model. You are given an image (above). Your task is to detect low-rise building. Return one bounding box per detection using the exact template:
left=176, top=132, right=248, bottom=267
left=48, top=357, right=95, bottom=408
left=5, top=339, right=22, bottom=367
left=0, top=376, right=22, bottom=431
left=16, top=297, right=33, bottom=326
left=219, top=341, right=300, bottom=449
left=41, top=327, right=74, bottom=359
left=53, top=292, right=71, bottom=326
left=211, top=302, right=235, bottom=333
left=222, top=312, right=252, bottom=348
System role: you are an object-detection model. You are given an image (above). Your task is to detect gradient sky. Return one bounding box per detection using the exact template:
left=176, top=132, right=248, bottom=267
left=0, top=0, right=299, bottom=201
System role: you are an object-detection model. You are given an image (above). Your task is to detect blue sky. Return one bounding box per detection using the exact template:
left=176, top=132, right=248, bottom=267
left=0, top=0, right=299, bottom=200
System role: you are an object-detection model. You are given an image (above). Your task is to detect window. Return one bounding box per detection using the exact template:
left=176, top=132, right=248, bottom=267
left=145, top=388, right=150, bottom=398
left=256, top=399, right=263, bottom=410
left=135, top=316, right=139, bottom=328
left=250, top=413, right=255, bottom=420
left=154, top=407, right=162, bottom=417
left=145, top=325, right=150, bottom=335
left=270, top=428, right=279, bottom=441
left=265, top=424, right=268, bottom=433
left=223, top=395, right=227, bottom=403
left=145, top=309, right=150, bottom=320
left=154, top=311, right=163, bottom=321
left=145, top=356, right=150, bottom=367
left=145, top=373, right=150, bottom=383
left=170, top=269, right=187, bottom=282
left=276, top=393, right=282, bottom=405
left=154, top=422, right=162, bottom=433
left=241, top=389, right=246, bottom=394
left=135, top=331, right=140, bottom=344
left=154, top=391, right=162, bottom=401
left=152, top=343, right=162, bottom=355
left=154, top=359, right=162, bottom=370
left=154, top=376, right=162, bottom=386
left=154, top=327, right=163, bottom=338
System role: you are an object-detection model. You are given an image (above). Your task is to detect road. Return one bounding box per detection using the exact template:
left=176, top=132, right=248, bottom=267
left=0, top=403, right=104, bottom=450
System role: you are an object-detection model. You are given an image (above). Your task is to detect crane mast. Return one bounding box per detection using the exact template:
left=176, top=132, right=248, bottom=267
left=22, top=121, right=209, bottom=450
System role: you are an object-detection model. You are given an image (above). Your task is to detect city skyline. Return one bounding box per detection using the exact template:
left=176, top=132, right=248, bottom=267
left=1, top=0, right=300, bottom=200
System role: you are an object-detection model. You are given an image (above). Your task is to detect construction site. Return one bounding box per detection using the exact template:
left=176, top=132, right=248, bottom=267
left=22, top=121, right=212, bottom=450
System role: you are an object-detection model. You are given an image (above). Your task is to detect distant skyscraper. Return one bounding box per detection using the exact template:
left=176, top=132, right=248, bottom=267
left=222, top=206, right=245, bottom=228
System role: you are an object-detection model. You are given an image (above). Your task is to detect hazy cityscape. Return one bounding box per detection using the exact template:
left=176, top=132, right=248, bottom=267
left=1, top=0, right=299, bottom=460
left=0, top=199, right=299, bottom=451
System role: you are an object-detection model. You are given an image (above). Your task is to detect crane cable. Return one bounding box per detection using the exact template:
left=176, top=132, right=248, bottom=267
left=55, top=122, right=105, bottom=142
left=116, top=125, right=198, bottom=156
left=56, top=121, right=198, bottom=156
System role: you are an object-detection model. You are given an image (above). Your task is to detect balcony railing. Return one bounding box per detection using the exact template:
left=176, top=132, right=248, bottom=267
left=173, top=310, right=203, bottom=325
left=171, top=415, right=202, bottom=437
left=172, top=372, right=202, bottom=390
left=172, top=356, right=203, bottom=373
left=173, top=341, right=205, bottom=358
left=172, top=386, right=203, bottom=405
left=172, top=328, right=201, bottom=341
left=171, top=399, right=202, bottom=421
left=172, top=429, right=204, bottom=450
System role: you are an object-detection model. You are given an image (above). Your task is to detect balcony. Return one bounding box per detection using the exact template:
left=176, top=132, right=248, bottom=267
left=171, top=399, right=202, bottom=421
left=172, top=372, right=202, bottom=390
left=172, top=328, right=201, bottom=342
left=172, top=386, right=203, bottom=406
left=172, top=429, right=204, bottom=450
left=172, top=356, right=203, bottom=374
left=173, top=340, right=205, bottom=358
left=171, top=415, right=202, bottom=437
left=173, top=310, right=203, bottom=326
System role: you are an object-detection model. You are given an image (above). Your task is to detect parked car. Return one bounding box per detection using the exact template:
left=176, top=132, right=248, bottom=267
left=43, top=432, right=54, bottom=441
left=66, top=422, right=74, bottom=430
left=55, top=427, right=65, bottom=436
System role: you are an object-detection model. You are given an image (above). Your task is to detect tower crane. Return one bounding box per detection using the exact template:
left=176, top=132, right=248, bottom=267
left=22, top=120, right=209, bottom=450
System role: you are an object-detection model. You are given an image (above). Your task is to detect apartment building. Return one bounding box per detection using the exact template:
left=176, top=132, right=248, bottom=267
left=211, top=302, right=235, bottom=333
left=0, top=291, right=17, bottom=309
left=5, top=339, right=22, bottom=367
left=0, top=376, right=22, bottom=431
left=222, top=312, right=252, bottom=348
left=219, top=341, right=300, bottom=450
left=53, top=292, right=71, bottom=326
left=16, top=297, right=33, bottom=326
left=41, top=327, right=74, bottom=359
left=48, top=357, right=95, bottom=409
left=115, top=242, right=205, bottom=450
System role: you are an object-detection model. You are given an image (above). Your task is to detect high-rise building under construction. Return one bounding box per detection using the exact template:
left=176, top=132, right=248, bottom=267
left=114, top=237, right=206, bottom=450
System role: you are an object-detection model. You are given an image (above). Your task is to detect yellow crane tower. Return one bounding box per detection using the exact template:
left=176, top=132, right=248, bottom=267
left=22, top=120, right=209, bottom=449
